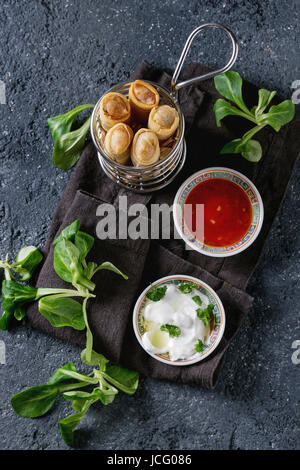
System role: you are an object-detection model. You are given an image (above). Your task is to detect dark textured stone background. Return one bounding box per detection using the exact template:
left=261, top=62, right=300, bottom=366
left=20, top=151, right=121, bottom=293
left=0, top=0, right=299, bottom=450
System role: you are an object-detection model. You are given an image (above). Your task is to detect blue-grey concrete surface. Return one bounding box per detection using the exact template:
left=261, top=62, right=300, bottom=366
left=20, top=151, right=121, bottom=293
left=0, top=0, right=299, bottom=450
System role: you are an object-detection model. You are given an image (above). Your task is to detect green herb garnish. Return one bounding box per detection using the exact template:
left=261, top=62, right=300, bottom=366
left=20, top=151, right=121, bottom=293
left=160, top=324, right=181, bottom=337
left=146, top=285, right=167, bottom=302
left=195, top=339, right=205, bottom=353
left=47, top=104, right=95, bottom=170
left=196, top=304, right=214, bottom=329
left=0, top=220, right=128, bottom=345
left=178, top=282, right=197, bottom=294
left=192, top=295, right=202, bottom=306
left=213, top=71, right=295, bottom=162
left=0, top=281, right=81, bottom=331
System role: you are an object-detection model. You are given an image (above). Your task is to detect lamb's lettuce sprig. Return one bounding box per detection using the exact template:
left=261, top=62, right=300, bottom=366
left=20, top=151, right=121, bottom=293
left=213, top=71, right=295, bottom=162
left=0, top=246, right=43, bottom=282
left=47, top=104, right=94, bottom=170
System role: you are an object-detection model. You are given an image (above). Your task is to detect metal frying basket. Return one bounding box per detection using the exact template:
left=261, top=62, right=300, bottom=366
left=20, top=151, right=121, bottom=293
left=90, top=23, right=238, bottom=193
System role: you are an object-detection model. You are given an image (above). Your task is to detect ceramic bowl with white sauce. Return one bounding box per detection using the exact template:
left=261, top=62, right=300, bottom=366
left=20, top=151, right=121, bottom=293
left=133, top=275, right=226, bottom=366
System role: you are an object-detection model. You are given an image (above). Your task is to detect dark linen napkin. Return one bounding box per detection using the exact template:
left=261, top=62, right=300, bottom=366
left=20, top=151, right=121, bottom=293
left=27, top=61, right=300, bottom=388
left=28, top=189, right=253, bottom=388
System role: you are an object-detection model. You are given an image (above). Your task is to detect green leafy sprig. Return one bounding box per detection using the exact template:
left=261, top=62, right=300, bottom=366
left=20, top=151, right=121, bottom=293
left=1, top=220, right=137, bottom=447
left=213, top=71, right=295, bottom=162
left=0, top=246, right=43, bottom=282
left=146, top=284, right=167, bottom=302
left=178, top=282, right=197, bottom=294
left=48, top=104, right=94, bottom=170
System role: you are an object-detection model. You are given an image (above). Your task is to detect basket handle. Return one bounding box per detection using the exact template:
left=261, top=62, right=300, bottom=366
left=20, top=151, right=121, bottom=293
left=171, top=23, right=238, bottom=94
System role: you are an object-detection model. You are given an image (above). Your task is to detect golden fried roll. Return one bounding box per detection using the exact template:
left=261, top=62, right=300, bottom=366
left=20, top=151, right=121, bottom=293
left=148, top=105, right=180, bottom=141
left=104, top=123, right=133, bottom=165
left=131, top=128, right=160, bottom=167
left=129, top=80, right=159, bottom=122
left=99, top=92, right=131, bottom=131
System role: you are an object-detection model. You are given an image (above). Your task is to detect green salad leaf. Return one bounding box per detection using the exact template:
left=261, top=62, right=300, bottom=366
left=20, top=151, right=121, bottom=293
left=58, top=412, right=87, bottom=447
left=11, top=385, right=61, bottom=418
left=195, top=339, right=205, bottom=353
left=220, top=137, right=263, bottom=162
left=53, top=238, right=95, bottom=291
left=146, top=284, right=167, bottom=302
left=0, top=279, right=84, bottom=330
left=74, top=231, right=95, bottom=263
left=53, top=219, right=81, bottom=246
left=214, top=71, right=250, bottom=114
left=196, top=304, right=214, bottom=329
left=47, top=362, right=79, bottom=386
left=11, top=356, right=139, bottom=446
left=48, top=104, right=94, bottom=141
left=80, top=348, right=109, bottom=368
left=253, top=89, right=277, bottom=117
left=11, top=246, right=43, bottom=281
left=103, top=365, right=139, bottom=395
left=160, top=324, right=181, bottom=338
left=259, top=100, right=295, bottom=131
left=38, top=295, right=86, bottom=330
left=13, top=305, right=27, bottom=321
left=93, top=261, right=128, bottom=280
left=52, top=116, right=92, bottom=170
left=0, top=280, right=39, bottom=330
left=0, top=246, right=43, bottom=283
left=178, top=282, right=197, bottom=294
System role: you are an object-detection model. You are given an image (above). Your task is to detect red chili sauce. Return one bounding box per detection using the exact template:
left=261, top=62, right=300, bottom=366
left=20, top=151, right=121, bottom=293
left=184, top=178, right=253, bottom=247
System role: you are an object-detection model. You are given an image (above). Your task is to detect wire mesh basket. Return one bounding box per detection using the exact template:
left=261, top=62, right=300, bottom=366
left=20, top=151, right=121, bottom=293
left=90, top=23, right=238, bottom=193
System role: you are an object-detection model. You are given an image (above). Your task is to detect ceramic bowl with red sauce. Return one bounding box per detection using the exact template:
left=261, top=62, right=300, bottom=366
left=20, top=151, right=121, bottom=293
left=173, top=167, right=264, bottom=257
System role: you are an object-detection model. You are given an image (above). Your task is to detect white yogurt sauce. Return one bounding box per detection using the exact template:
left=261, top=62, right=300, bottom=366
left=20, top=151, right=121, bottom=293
left=141, top=284, right=211, bottom=361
